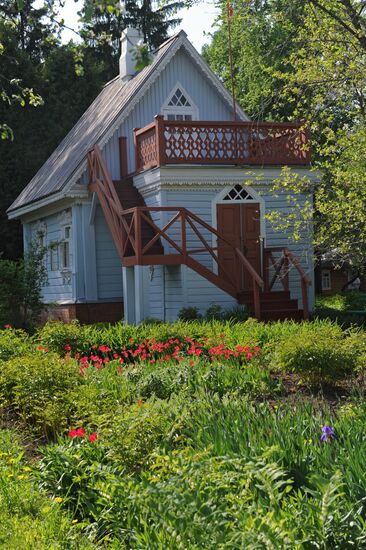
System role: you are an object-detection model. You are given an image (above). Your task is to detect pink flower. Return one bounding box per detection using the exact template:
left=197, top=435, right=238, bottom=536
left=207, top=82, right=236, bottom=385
left=4, top=324, right=12, bottom=329
left=88, top=432, right=97, bottom=443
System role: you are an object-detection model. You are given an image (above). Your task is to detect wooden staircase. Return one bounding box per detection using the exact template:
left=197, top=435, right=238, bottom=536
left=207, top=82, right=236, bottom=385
left=113, top=178, right=163, bottom=256
left=88, top=145, right=310, bottom=321
left=237, top=290, right=303, bottom=321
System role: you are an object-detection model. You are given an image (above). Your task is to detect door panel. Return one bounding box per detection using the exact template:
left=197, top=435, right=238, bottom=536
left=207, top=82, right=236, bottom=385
left=217, top=202, right=261, bottom=291
left=240, top=203, right=261, bottom=290
left=217, top=204, right=240, bottom=287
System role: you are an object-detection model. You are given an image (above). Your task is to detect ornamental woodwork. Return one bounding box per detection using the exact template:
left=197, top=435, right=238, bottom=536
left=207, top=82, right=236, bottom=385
left=134, top=117, right=310, bottom=172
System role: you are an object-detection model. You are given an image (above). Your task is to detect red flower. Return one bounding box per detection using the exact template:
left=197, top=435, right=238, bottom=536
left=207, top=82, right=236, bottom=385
left=4, top=324, right=12, bottom=329
left=88, top=432, right=97, bottom=443
left=64, top=344, right=71, bottom=351
left=75, top=427, right=85, bottom=437
left=68, top=429, right=78, bottom=438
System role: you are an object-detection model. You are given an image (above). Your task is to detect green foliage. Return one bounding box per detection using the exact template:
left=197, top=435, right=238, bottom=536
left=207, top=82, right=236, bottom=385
left=269, top=323, right=358, bottom=383
left=0, top=352, right=81, bottom=438
left=0, top=326, right=31, bottom=361
left=316, top=292, right=366, bottom=312
left=177, top=306, right=201, bottom=321
left=0, top=429, right=94, bottom=549
left=0, top=234, right=47, bottom=327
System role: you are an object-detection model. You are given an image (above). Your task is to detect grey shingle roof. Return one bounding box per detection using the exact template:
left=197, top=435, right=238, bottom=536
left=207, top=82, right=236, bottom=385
left=8, top=33, right=180, bottom=213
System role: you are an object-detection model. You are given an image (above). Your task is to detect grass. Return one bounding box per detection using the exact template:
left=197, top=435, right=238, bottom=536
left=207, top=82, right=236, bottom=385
left=316, top=292, right=366, bottom=312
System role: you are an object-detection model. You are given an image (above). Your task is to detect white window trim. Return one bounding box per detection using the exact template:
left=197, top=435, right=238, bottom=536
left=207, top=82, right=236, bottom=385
left=161, top=82, right=199, bottom=120
left=321, top=269, right=331, bottom=291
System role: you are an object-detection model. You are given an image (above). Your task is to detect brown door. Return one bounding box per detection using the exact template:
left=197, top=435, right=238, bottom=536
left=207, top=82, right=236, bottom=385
left=217, top=202, right=261, bottom=291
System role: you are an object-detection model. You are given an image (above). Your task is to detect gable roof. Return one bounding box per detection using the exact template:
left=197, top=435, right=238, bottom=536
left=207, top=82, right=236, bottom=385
left=8, top=31, right=248, bottom=217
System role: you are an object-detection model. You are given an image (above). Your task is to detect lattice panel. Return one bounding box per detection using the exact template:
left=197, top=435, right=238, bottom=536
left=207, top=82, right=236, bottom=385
left=136, top=128, right=158, bottom=170
left=163, top=125, right=251, bottom=163
left=162, top=123, right=309, bottom=165
left=222, top=184, right=254, bottom=201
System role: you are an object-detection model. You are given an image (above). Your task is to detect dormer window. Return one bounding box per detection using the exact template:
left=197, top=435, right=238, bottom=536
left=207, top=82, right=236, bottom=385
left=162, top=83, right=198, bottom=121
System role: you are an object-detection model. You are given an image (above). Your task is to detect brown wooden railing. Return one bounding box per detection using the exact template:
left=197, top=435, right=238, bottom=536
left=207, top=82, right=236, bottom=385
left=88, top=145, right=125, bottom=259
left=120, top=206, right=264, bottom=319
left=134, top=115, right=310, bottom=172
left=264, top=247, right=311, bottom=319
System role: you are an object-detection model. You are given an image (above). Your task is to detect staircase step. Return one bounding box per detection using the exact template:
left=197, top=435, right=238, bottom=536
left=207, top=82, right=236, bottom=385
left=258, top=299, right=299, bottom=311
left=261, top=309, right=304, bottom=321
left=238, top=290, right=291, bottom=302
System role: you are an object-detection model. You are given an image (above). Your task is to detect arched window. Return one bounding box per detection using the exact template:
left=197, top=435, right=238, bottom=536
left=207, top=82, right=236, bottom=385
left=161, top=83, right=198, bottom=121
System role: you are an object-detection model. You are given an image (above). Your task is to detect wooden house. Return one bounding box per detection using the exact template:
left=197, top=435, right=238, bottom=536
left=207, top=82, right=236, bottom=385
left=8, top=29, right=318, bottom=324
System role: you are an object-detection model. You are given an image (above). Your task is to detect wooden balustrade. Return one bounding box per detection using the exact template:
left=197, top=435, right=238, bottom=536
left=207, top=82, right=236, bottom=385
left=264, top=247, right=311, bottom=319
left=134, top=115, right=311, bottom=172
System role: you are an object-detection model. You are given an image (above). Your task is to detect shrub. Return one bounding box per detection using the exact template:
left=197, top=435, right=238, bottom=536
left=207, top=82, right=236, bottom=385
left=0, top=352, right=82, bottom=437
left=99, top=397, right=188, bottom=473
left=178, top=306, right=201, bottom=321
left=36, top=320, right=90, bottom=355
left=269, top=323, right=357, bottom=384
left=0, top=327, right=31, bottom=361
left=0, top=235, right=47, bottom=329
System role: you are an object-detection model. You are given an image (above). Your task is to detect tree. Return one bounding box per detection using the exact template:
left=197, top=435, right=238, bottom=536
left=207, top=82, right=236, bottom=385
left=204, top=0, right=366, bottom=275
left=80, top=0, right=184, bottom=80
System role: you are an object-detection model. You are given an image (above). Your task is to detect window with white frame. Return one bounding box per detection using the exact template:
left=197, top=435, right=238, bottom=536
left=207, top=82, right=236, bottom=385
left=321, top=270, right=331, bottom=291
left=161, top=83, right=198, bottom=121
left=60, top=225, right=71, bottom=269
left=50, top=243, right=59, bottom=271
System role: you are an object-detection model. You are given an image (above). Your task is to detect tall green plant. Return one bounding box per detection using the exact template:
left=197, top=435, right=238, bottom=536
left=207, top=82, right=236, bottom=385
left=0, top=232, right=47, bottom=327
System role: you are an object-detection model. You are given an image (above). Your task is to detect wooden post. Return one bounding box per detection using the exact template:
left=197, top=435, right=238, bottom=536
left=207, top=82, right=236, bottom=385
left=283, top=252, right=290, bottom=291
left=264, top=250, right=269, bottom=292
left=181, top=210, right=187, bottom=263
left=119, top=137, right=128, bottom=179
left=302, top=280, right=309, bottom=320
left=155, top=115, right=166, bottom=166
left=253, top=279, right=261, bottom=320
left=135, top=209, right=142, bottom=264
left=133, top=128, right=140, bottom=173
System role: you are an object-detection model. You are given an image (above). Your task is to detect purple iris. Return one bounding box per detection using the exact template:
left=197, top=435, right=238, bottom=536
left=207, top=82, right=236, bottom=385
left=320, top=425, right=336, bottom=443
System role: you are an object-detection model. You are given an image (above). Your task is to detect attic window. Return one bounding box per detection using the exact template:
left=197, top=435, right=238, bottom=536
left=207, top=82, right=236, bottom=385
left=162, top=83, right=198, bottom=121
left=222, top=185, right=255, bottom=201
left=168, top=89, right=191, bottom=107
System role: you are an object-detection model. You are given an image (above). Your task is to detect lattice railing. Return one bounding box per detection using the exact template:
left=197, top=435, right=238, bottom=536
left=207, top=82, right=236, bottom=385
left=134, top=116, right=310, bottom=171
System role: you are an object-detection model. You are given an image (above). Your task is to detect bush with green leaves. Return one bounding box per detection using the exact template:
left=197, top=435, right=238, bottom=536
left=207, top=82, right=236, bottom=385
left=0, top=351, right=82, bottom=438
left=0, top=327, right=31, bottom=361
left=0, top=235, right=47, bottom=329
left=268, top=323, right=359, bottom=384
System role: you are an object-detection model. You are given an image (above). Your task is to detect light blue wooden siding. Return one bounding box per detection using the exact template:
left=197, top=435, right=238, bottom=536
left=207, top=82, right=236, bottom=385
left=30, top=213, right=73, bottom=303
left=94, top=205, right=123, bottom=300
left=101, top=47, right=234, bottom=179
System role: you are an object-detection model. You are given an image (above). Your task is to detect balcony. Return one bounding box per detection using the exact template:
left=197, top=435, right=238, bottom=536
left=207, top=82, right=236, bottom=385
left=134, top=116, right=310, bottom=173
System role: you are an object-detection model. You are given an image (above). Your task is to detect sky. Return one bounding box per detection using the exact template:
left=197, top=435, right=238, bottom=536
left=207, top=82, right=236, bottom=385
left=59, top=1, right=220, bottom=52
